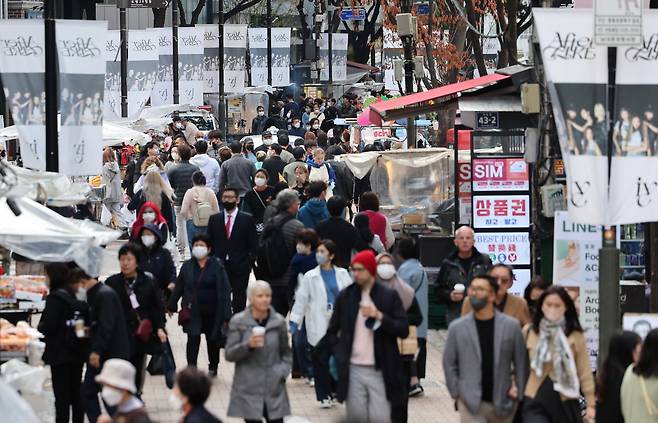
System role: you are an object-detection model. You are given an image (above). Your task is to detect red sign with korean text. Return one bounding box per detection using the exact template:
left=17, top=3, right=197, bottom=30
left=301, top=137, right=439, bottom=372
left=472, top=194, right=530, bottom=229
left=472, top=158, right=529, bottom=192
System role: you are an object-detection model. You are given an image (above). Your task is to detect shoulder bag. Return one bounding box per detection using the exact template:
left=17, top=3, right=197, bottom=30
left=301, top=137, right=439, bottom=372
left=178, top=265, right=206, bottom=326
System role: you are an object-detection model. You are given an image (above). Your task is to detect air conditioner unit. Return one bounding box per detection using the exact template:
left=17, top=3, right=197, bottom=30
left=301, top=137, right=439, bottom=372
left=413, top=56, right=424, bottom=77
left=521, top=83, right=540, bottom=114
left=394, top=60, right=404, bottom=82
left=396, top=13, right=416, bottom=37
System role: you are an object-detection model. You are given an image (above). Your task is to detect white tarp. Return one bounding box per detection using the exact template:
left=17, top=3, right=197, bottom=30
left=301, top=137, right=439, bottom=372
left=336, top=148, right=453, bottom=180
left=0, top=121, right=148, bottom=147
left=0, top=197, right=120, bottom=277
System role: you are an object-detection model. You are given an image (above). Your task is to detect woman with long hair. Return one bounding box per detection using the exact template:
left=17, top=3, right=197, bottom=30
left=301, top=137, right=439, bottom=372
left=243, top=169, right=275, bottom=233
left=128, top=171, right=175, bottom=236
left=131, top=201, right=170, bottom=241
left=353, top=213, right=385, bottom=254
left=596, top=330, right=642, bottom=423
left=621, top=328, right=658, bottom=423
left=101, top=147, right=122, bottom=227
left=523, top=285, right=595, bottom=423
left=180, top=171, right=219, bottom=251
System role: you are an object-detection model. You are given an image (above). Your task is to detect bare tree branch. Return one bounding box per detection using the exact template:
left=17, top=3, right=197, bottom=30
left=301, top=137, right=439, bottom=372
left=224, top=0, right=264, bottom=22
left=190, top=0, right=207, bottom=25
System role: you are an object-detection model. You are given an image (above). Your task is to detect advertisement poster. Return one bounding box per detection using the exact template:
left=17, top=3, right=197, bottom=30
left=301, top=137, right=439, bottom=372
left=0, top=20, right=46, bottom=170
left=248, top=28, right=268, bottom=87
left=623, top=313, right=658, bottom=339
left=177, top=26, right=204, bottom=106
left=534, top=8, right=609, bottom=225
left=383, top=28, right=403, bottom=91
left=608, top=11, right=658, bottom=225
left=104, top=30, right=121, bottom=120
left=332, top=33, right=348, bottom=81
left=271, top=28, right=291, bottom=86
left=223, top=24, right=247, bottom=93
left=474, top=232, right=531, bottom=265
left=472, top=194, right=530, bottom=229
left=319, top=33, right=329, bottom=81
left=56, top=20, right=107, bottom=175
left=152, top=27, right=173, bottom=106
left=200, top=24, right=219, bottom=94
left=126, top=30, right=158, bottom=117
left=509, top=268, right=531, bottom=297
left=472, top=158, right=530, bottom=191
left=553, top=210, right=600, bottom=366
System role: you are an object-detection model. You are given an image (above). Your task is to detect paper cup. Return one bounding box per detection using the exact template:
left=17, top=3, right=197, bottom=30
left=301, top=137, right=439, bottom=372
left=252, top=326, right=266, bottom=337
left=453, top=283, right=466, bottom=293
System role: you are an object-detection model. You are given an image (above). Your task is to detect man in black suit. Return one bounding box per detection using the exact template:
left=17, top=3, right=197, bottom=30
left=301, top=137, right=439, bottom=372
left=207, top=187, right=258, bottom=313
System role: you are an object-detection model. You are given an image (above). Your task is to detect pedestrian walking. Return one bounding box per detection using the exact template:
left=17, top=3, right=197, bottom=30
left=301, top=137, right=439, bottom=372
left=105, top=243, right=167, bottom=396
left=462, top=264, right=531, bottom=326
left=135, top=224, right=176, bottom=302
left=243, top=169, right=275, bottom=232
left=225, top=280, right=292, bottom=423
left=324, top=250, right=409, bottom=423
left=168, top=233, right=232, bottom=377
left=128, top=172, right=175, bottom=238
left=283, top=147, right=307, bottom=188
left=443, top=274, right=527, bottom=423
left=180, top=171, right=220, bottom=251
left=167, top=143, right=200, bottom=258
left=190, top=140, right=221, bottom=193
left=435, top=225, right=492, bottom=324
left=307, top=148, right=336, bottom=199
left=131, top=201, right=171, bottom=242
left=296, top=181, right=329, bottom=229
left=219, top=142, right=257, bottom=200
left=396, top=237, right=429, bottom=396
left=95, top=359, right=152, bottom=423
left=596, top=331, right=641, bottom=423
left=522, top=285, right=595, bottom=423
left=207, top=187, right=258, bottom=313
left=38, top=265, right=88, bottom=423
left=524, top=276, right=550, bottom=317
left=262, top=143, right=287, bottom=186
left=102, top=147, right=123, bottom=227
left=170, top=367, right=222, bottom=423
left=316, top=195, right=366, bottom=268
left=290, top=240, right=353, bottom=407
left=620, top=328, right=658, bottom=423
left=354, top=213, right=385, bottom=254
left=357, top=191, right=394, bottom=250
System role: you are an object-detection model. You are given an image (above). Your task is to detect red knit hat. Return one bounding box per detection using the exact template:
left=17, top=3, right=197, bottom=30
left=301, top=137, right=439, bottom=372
left=350, top=250, right=377, bottom=276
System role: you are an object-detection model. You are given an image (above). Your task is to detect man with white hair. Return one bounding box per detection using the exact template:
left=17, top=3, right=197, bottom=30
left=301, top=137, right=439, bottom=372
left=435, top=225, right=492, bottom=324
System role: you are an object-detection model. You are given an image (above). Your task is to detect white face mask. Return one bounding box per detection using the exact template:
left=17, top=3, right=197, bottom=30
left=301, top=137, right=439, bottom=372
left=312, top=124, right=320, bottom=130
left=254, top=177, right=267, bottom=187
left=296, top=243, right=309, bottom=255
left=315, top=252, right=329, bottom=265
left=175, top=122, right=184, bottom=129
left=292, top=122, right=300, bottom=128
left=542, top=306, right=564, bottom=323
left=263, top=138, right=273, bottom=146
left=141, top=234, right=156, bottom=248
left=76, top=287, right=87, bottom=302
left=171, top=151, right=179, bottom=161
left=192, top=245, right=209, bottom=260
left=168, top=392, right=183, bottom=410
left=101, top=386, right=123, bottom=407
left=258, top=111, right=265, bottom=117
left=142, top=212, right=156, bottom=223
left=377, top=263, right=396, bottom=280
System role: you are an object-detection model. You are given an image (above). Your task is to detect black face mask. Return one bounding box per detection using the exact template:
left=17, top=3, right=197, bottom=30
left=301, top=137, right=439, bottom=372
left=222, top=201, right=237, bottom=211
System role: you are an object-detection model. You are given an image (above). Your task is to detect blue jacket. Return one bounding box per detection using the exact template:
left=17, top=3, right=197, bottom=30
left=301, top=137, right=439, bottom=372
left=297, top=198, right=329, bottom=229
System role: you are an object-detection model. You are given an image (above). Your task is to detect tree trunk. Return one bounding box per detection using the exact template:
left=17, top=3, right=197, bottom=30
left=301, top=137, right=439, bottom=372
left=190, top=0, right=207, bottom=25
left=505, top=0, right=519, bottom=65
left=349, top=31, right=372, bottom=64
left=152, top=7, right=166, bottom=27
left=177, top=0, right=187, bottom=25
left=447, top=19, right=468, bottom=83
left=465, top=0, right=487, bottom=77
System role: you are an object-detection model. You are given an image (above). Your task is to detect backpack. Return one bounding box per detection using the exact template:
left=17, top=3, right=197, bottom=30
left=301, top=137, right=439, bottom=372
left=52, top=289, right=88, bottom=352
left=193, top=201, right=213, bottom=227
left=255, top=214, right=295, bottom=279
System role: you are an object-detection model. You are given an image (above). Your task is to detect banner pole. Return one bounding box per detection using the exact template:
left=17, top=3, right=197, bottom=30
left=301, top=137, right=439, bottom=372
left=120, top=6, right=128, bottom=118
left=266, top=0, right=272, bottom=86
left=218, top=0, right=226, bottom=142
left=45, top=0, right=58, bottom=172
left=172, top=1, right=179, bottom=104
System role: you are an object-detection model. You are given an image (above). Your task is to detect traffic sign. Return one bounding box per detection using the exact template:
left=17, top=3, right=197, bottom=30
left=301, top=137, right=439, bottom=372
left=416, top=4, right=430, bottom=15
left=340, top=8, right=366, bottom=21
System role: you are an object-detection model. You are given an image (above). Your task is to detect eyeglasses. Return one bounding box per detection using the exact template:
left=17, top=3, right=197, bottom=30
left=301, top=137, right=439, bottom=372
left=469, top=286, right=493, bottom=294
left=350, top=266, right=367, bottom=273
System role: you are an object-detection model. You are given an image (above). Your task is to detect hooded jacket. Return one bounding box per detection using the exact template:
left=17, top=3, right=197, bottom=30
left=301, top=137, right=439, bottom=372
left=296, top=198, right=329, bottom=229
left=190, top=153, right=221, bottom=193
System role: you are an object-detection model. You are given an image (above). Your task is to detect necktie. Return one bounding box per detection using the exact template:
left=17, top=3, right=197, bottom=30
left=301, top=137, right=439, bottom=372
left=225, top=213, right=232, bottom=239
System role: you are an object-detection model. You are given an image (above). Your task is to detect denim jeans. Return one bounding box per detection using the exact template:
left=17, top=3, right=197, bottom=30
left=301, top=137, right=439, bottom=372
left=186, top=219, right=206, bottom=251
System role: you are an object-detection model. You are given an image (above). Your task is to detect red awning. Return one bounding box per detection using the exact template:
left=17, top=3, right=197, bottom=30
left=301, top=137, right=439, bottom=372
left=369, top=73, right=510, bottom=126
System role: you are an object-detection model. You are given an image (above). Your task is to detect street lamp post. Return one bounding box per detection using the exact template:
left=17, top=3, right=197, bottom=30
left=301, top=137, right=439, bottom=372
left=400, top=0, right=416, bottom=148
left=218, top=0, right=227, bottom=142
left=266, top=0, right=272, bottom=86
left=172, top=0, right=179, bottom=104
left=45, top=0, right=58, bottom=172
left=118, top=0, right=129, bottom=118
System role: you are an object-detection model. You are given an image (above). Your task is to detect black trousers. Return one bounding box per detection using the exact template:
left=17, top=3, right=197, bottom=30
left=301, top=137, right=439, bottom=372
left=271, top=285, right=289, bottom=317
left=310, top=346, right=334, bottom=401
left=391, top=360, right=412, bottom=423
left=409, top=338, right=427, bottom=380
left=51, top=363, right=84, bottom=423
left=129, top=352, right=147, bottom=396
left=227, top=263, right=250, bottom=314
left=187, top=334, right=221, bottom=371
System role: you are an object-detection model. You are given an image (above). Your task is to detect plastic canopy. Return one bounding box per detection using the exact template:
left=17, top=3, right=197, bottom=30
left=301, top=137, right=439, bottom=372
left=0, top=197, right=120, bottom=277
left=0, top=121, right=148, bottom=146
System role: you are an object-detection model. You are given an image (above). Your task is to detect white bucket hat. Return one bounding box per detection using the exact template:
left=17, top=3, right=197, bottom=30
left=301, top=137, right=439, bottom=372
left=95, top=359, right=137, bottom=393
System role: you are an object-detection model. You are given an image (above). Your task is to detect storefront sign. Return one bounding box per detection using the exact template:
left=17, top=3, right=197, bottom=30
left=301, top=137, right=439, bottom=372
left=361, top=127, right=391, bottom=144
left=475, top=232, right=531, bottom=265
left=340, top=8, right=366, bottom=21
left=509, top=268, right=531, bottom=297
left=472, top=158, right=529, bottom=191
left=472, top=194, right=530, bottom=229
left=476, top=111, right=499, bottom=129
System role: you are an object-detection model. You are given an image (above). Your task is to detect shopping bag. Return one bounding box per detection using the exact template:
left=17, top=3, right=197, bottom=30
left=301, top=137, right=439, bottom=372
left=146, top=341, right=176, bottom=389
left=100, top=204, right=112, bottom=226
left=118, top=204, right=135, bottom=229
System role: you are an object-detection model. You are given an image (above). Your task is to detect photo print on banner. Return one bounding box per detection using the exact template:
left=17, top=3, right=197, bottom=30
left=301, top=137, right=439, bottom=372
left=152, top=27, right=173, bottom=106
left=0, top=20, right=46, bottom=170
left=248, top=28, right=268, bottom=87
left=223, top=24, right=247, bottom=93
left=383, top=28, right=403, bottom=91
left=104, top=31, right=121, bottom=120
left=332, top=33, right=348, bottom=82
left=199, top=24, right=220, bottom=94
left=534, top=8, right=609, bottom=225
left=178, top=26, right=204, bottom=106
left=608, top=11, right=658, bottom=225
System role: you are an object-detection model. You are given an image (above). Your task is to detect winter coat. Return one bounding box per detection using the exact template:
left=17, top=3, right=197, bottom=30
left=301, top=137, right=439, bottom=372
left=167, top=160, right=200, bottom=207
left=397, top=258, right=429, bottom=339
left=102, top=161, right=123, bottom=203
left=183, top=405, right=222, bottom=423
left=167, top=257, right=232, bottom=341
left=316, top=216, right=366, bottom=268
left=86, top=282, right=130, bottom=362
left=296, top=198, right=329, bottom=229
left=190, top=154, right=221, bottom=193
left=290, top=266, right=353, bottom=346
left=219, top=154, right=257, bottom=197
left=140, top=242, right=176, bottom=299
left=180, top=185, right=220, bottom=220
left=225, top=306, right=292, bottom=421
left=263, top=212, right=305, bottom=287
left=287, top=253, right=318, bottom=301
left=38, top=287, right=89, bottom=365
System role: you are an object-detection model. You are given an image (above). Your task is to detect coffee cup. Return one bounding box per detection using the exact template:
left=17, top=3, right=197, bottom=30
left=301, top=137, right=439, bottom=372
left=453, top=283, right=466, bottom=294
left=252, top=326, right=266, bottom=337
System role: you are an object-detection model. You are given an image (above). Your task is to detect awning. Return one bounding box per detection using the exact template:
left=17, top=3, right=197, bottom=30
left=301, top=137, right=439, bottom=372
left=369, top=73, right=510, bottom=126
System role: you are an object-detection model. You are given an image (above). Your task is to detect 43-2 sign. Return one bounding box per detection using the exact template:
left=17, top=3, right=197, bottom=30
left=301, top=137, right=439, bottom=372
left=476, top=111, right=499, bottom=129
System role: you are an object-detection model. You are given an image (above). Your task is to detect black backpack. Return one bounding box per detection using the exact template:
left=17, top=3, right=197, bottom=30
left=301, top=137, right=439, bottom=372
left=255, top=214, right=295, bottom=279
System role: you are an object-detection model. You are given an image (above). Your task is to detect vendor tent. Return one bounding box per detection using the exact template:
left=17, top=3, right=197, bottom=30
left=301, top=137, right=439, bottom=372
left=0, top=196, right=120, bottom=277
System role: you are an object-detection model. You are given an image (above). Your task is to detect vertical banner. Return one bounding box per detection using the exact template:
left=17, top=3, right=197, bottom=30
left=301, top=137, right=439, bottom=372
left=178, top=26, right=204, bottom=106
left=271, top=28, right=291, bottom=86
left=223, top=24, right=247, bottom=93
left=200, top=24, right=219, bottom=94
left=248, top=28, right=268, bottom=87
left=331, top=33, right=348, bottom=81
left=56, top=20, right=107, bottom=176
left=534, top=9, right=609, bottom=225
left=552, top=211, right=601, bottom=368
left=104, top=30, right=121, bottom=120
left=609, top=11, right=658, bottom=224
left=0, top=20, right=46, bottom=170
left=383, top=28, right=403, bottom=91
left=126, top=29, right=159, bottom=117
left=152, top=27, right=173, bottom=106
left=320, top=34, right=329, bottom=81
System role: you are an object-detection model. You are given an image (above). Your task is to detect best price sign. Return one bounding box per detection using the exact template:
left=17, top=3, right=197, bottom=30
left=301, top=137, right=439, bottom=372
left=472, top=194, right=530, bottom=229
left=475, top=232, right=531, bottom=265
left=472, top=158, right=529, bottom=192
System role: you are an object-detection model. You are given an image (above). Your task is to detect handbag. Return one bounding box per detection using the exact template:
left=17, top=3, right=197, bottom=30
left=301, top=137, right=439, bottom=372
left=135, top=314, right=153, bottom=343
left=397, top=325, right=419, bottom=356
left=178, top=266, right=206, bottom=326
left=146, top=340, right=177, bottom=389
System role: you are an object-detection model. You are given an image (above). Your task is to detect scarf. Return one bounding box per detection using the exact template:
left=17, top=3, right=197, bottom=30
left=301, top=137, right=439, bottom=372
left=376, top=253, right=415, bottom=311
left=531, top=318, right=580, bottom=398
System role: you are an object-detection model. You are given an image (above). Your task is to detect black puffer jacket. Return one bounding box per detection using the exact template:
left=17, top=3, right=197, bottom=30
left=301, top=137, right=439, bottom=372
left=38, top=288, right=89, bottom=365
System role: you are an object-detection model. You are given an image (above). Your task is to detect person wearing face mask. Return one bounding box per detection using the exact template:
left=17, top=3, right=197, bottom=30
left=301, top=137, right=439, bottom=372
left=136, top=224, right=176, bottom=301
left=243, top=169, right=275, bottom=231
left=307, top=148, right=336, bottom=199
left=38, top=264, right=89, bottom=423
left=128, top=172, right=175, bottom=239
left=168, top=233, right=232, bottom=377
left=170, top=367, right=222, bottom=423
left=95, top=359, right=152, bottom=423
left=164, top=145, right=180, bottom=173
left=443, top=275, right=527, bottom=423
left=181, top=171, right=220, bottom=251
left=252, top=105, right=268, bottom=135
left=523, top=276, right=550, bottom=317
left=169, top=116, right=200, bottom=147
left=219, top=142, right=257, bottom=201
left=310, top=105, right=325, bottom=125
left=105, top=243, right=167, bottom=396
left=131, top=202, right=170, bottom=242
left=242, top=139, right=258, bottom=164
left=290, top=240, right=353, bottom=408
left=207, top=187, right=258, bottom=314
left=289, top=117, right=305, bottom=137
left=523, top=285, right=595, bottom=423
left=302, top=104, right=312, bottom=127
left=375, top=253, right=422, bottom=423
left=74, top=269, right=130, bottom=423
left=308, top=118, right=322, bottom=136
left=262, top=143, right=287, bottom=186
left=283, top=146, right=308, bottom=187
left=296, top=180, right=329, bottom=229
left=255, top=131, right=275, bottom=154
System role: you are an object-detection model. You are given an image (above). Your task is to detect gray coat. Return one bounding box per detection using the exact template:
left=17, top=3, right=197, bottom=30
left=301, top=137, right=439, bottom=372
left=267, top=213, right=305, bottom=287
left=398, top=258, right=429, bottom=338
left=225, top=306, right=292, bottom=421
left=102, top=161, right=123, bottom=203
left=219, top=154, right=256, bottom=197
left=443, top=311, right=527, bottom=417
